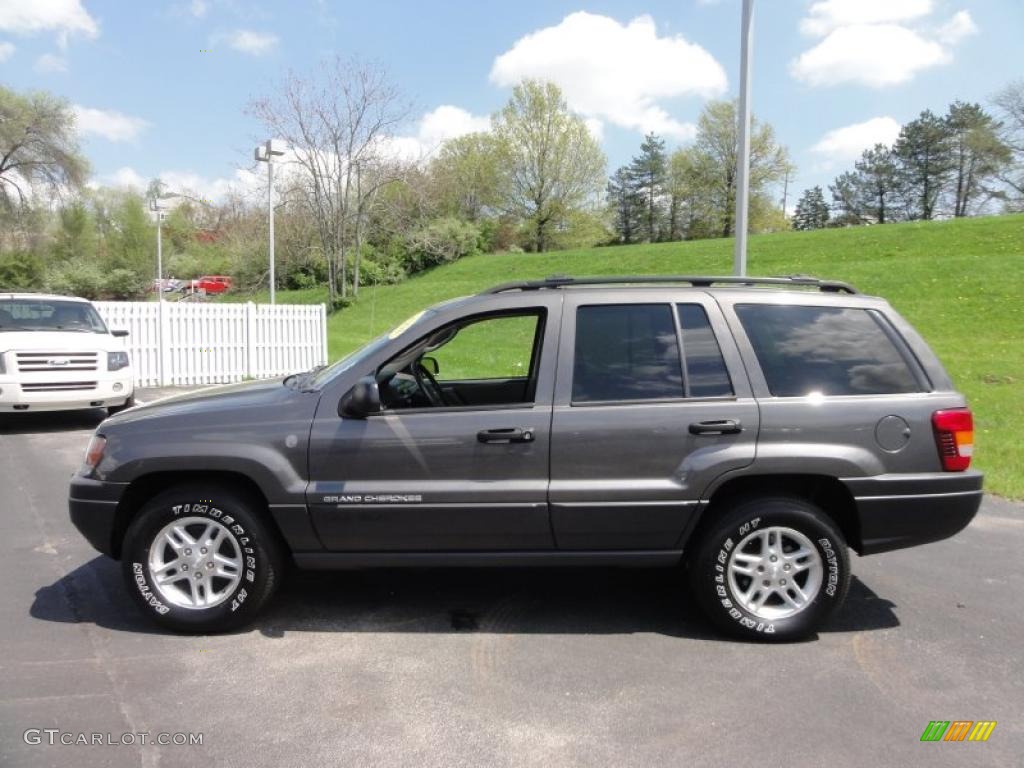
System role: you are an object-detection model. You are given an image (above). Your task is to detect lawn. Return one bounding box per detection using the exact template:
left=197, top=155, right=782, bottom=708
left=244, top=214, right=1024, bottom=498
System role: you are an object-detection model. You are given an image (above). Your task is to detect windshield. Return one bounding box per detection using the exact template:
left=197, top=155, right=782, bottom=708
left=306, top=309, right=436, bottom=388
left=0, top=298, right=109, bottom=333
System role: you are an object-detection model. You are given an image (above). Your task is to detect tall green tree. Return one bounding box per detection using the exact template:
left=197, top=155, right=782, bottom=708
left=792, top=186, right=830, bottom=230
left=429, top=132, right=500, bottom=222
left=0, top=86, right=88, bottom=211
left=52, top=201, right=98, bottom=263
left=855, top=144, right=900, bottom=224
left=629, top=133, right=667, bottom=242
left=993, top=79, right=1024, bottom=210
left=689, top=100, right=791, bottom=238
left=665, top=147, right=704, bottom=240
left=606, top=166, right=643, bottom=244
left=945, top=101, right=1010, bottom=217
left=108, top=193, right=153, bottom=274
left=492, top=80, right=606, bottom=252
left=893, top=110, right=955, bottom=220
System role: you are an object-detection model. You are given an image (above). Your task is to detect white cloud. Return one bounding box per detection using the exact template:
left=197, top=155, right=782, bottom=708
left=937, top=10, right=977, bottom=45
left=189, top=0, right=208, bottom=19
left=791, top=3, right=977, bottom=88
left=583, top=117, right=604, bottom=142
left=0, top=0, right=98, bottom=42
left=799, top=0, right=933, bottom=37
left=159, top=169, right=263, bottom=200
left=216, top=29, right=278, bottom=56
left=34, top=52, right=67, bottom=73
left=792, top=24, right=948, bottom=87
left=490, top=11, right=725, bottom=140
left=96, top=166, right=263, bottom=202
left=103, top=167, right=148, bottom=190
left=811, top=117, right=901, bottom=164
left=0, top=41, right=14, bottom=61
left=73, top=106, right=149, bottom=142
left=417, top=105, right=490, bottom=147
left=386, top=105, right=491, bottom=162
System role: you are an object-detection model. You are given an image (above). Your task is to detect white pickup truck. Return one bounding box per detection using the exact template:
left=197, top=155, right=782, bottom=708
left=0, top=293, right=135, bottom=414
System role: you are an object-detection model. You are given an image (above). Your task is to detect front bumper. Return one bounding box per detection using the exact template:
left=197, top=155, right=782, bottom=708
left=0, top=376, right=134, bottom=412
left=69, top=476, right=128, bottom=558
left=842, top=470, right=984, bottom=555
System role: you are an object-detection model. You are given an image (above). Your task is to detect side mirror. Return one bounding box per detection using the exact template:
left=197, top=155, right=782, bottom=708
left=339, top=375, right=382, bottom=419
left=111, top=329, right=129, bottom=338
left=421, top=356, right=439, bottom=375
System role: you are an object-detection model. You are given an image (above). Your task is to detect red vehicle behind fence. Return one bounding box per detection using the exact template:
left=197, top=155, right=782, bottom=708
left=182, top=275, right=233, bottom=294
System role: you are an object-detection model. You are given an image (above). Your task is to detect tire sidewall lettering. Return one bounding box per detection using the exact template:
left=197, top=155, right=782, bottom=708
left=711, top=513, right=839, bottom=635
left=140, top=501, right=259, bottom=615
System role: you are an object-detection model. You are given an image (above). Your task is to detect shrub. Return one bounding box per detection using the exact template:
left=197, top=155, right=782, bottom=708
left=45, top=261, right=105, bottom=299
left=0, top=251, right=46, bottom=290
left=405, top=217, right=480, bottom=272
left=102, top=268, right=148, bottom=300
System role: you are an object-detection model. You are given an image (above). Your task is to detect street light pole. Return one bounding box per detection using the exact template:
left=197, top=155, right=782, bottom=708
left=267, top=152, right=275, bottom=305
left=733, top=0, right=755, bottom=277
left=255, top=140, right=286, bottom=305
left=149, top=200, right=166, bottom=303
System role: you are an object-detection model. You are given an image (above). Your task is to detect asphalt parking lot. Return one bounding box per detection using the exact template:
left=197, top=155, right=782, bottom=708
left=1, top=404, right=1022, bottom=768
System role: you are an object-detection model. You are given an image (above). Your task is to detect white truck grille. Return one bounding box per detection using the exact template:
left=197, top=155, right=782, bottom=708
left=20, top=381, right=98, bottom=392
left=15, top=352, right=100, bottom=373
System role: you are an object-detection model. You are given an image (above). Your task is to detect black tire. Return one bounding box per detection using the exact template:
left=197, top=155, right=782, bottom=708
left=107, top=396, right=135, bottom=416
left=688, top=496, right=850, bottom=642
left=121, top=484, right=283, bottom=633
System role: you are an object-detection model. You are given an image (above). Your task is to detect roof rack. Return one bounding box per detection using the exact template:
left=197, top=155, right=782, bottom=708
left=482, top=274, right=858, bottom=295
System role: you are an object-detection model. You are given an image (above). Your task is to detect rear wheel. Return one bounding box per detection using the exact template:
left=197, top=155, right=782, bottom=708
left=688, top=496, right=850, bottom=641
left=121, top=485, right=282, bottom=633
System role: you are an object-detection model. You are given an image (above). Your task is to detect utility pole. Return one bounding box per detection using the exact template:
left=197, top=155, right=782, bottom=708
left=733, top=0, right=755, bottom=277
left=148, top=198, right=167, bottom=302
left=255, top=140, right=287, bottom=304
left=781, top=169, right=790, bottom=216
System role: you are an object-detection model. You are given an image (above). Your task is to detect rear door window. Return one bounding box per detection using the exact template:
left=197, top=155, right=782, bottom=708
left=735, top=304, right=923, bottom=397
left=572, top=304, right=683, bottom=403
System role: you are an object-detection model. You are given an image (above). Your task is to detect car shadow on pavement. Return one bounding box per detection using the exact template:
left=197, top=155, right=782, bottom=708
left=30, top=555, right=900, bottom=641
left=0, top=409, right=106, bottom=434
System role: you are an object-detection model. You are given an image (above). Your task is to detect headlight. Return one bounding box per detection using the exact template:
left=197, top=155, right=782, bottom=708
left=81, top=434, right=107, bottom=475
left=107, top=351, right=130, bottom=371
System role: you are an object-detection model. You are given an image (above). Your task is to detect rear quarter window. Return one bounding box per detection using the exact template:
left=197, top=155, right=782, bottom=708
left=735, top=304, right=923, bottom=397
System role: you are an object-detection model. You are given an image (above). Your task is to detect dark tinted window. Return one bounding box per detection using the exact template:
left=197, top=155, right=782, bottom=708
left=677, top=304, right=733, bottom=397
left=735, top=305, right=922, bottom=397
left=573, top=304, right=683, bottom=402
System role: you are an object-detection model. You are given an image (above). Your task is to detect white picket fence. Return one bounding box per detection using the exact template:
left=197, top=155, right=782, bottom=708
left=94, top=301, right=328, bottom=387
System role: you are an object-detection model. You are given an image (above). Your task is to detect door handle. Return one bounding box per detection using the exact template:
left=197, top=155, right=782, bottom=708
left=477, top=427, right=535, bottom=444
left=688, top=419, right=742, bottom=436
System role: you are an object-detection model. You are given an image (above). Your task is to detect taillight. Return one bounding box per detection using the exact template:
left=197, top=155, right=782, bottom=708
left=932, top=409, right=973, bottom=471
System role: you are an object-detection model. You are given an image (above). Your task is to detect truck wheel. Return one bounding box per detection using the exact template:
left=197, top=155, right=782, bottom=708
left=121, top=485, right=283, bottom=633
left=688, top=497, right=850, bottom=642
left=107, top=396, right=135, bottom=416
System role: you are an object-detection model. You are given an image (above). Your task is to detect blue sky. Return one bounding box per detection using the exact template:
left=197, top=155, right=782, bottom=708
left=1, top=0, right=1021, bottom=208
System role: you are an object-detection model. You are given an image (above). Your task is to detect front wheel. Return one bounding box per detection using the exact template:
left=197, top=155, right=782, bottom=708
left=688, top=497, right=850, bottom=642
left=121, top=485, right=283, bottom=633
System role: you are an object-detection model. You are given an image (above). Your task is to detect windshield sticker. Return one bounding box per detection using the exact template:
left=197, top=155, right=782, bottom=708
left=387, top=311, right=427, bottom=340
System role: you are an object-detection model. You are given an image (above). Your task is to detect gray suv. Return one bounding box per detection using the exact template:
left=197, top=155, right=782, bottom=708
left=69, top=275, right=983, bottom=640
